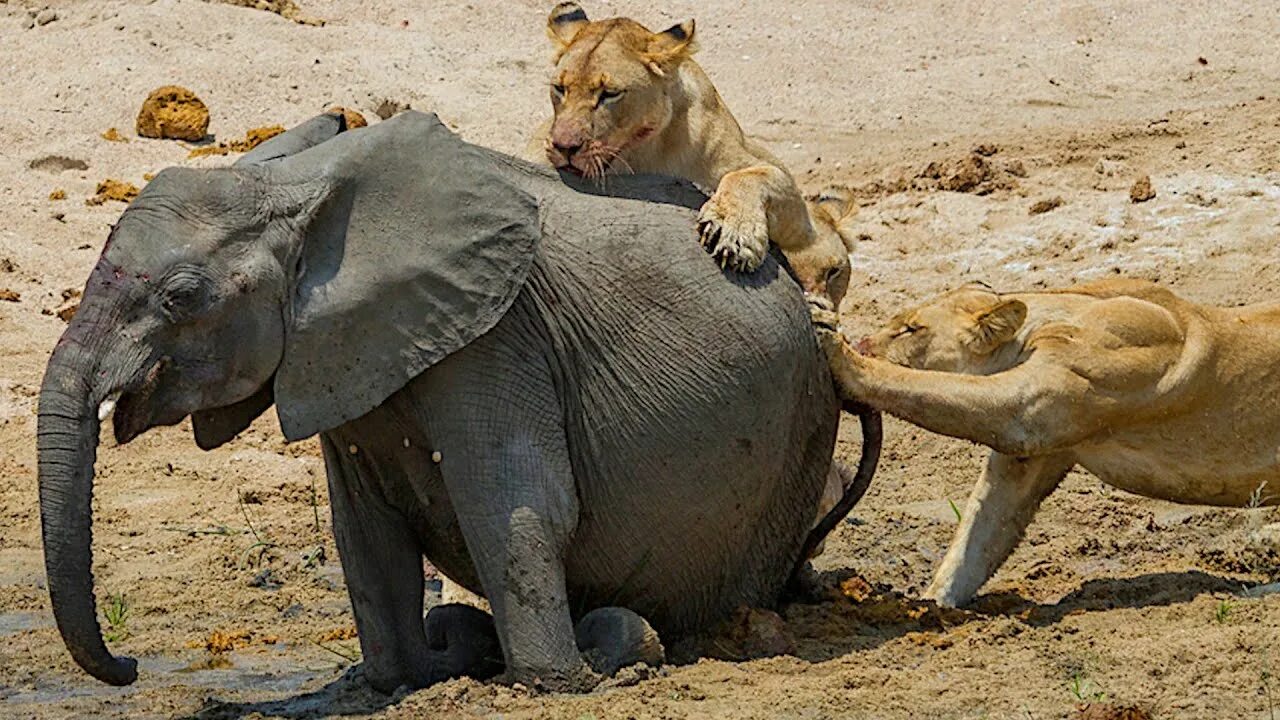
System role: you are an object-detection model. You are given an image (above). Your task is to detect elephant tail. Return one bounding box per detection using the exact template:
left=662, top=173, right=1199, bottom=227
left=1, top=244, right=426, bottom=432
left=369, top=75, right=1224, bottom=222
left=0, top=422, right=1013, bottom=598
left=786, top=403, right=883, bottom=594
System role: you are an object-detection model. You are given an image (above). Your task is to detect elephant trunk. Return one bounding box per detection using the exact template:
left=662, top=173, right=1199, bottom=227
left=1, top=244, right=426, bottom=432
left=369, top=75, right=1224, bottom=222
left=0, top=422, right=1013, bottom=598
left=37, top=306, right=138, bottom=686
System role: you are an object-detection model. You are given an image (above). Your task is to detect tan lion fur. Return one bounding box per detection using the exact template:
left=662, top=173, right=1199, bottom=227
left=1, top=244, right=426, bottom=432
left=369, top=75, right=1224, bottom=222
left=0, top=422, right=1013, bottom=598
left=813, top=278, right=1280, bottom=606
left=533, top=2, right=856, bottom=307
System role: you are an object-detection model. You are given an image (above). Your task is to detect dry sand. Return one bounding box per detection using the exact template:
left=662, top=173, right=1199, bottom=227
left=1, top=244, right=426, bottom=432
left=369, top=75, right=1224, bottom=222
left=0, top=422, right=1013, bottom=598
left=2, top=1, right=1280, bottom=718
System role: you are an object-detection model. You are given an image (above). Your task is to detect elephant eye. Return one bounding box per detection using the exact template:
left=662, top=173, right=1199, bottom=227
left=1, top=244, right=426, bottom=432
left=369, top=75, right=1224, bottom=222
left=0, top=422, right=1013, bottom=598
left=159, top=270, right=211, bottom=321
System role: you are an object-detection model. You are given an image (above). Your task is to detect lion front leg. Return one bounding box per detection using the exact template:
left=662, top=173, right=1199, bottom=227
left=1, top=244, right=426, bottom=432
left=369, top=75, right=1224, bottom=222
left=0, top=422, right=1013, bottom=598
left=698, top=165, right=813, bottom=272
left=925, top=452, right=1074, bottom=607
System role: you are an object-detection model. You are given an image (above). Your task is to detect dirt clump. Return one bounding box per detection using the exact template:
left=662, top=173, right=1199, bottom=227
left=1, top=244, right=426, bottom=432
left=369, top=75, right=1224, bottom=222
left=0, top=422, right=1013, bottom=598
left=86, top=179, right=139, bottom=205
left=49, top=289, right=80, bottom=322
left=1074, top=703, right=1155, bottom=720
left=47, top=189, right=66, bottom=201
left=1130, top=174, right=1157, bottom=202
left=1030, top=196, right=1065, bottom=214
left=703, top=606, right=796, bottom=660
left=213, top=0, right=324, bottom=26
left=188, top=125, right=286, bottom=158
left=328, top=105, right=368, bottom=128
left=100, top=127, right=127, bottom=142
left=28, top=155, right=88, bottom=172
left=136, top=85, right=210, bottom=141
left=317, top=625, right=358, bottom=643
left=201, top=628, right=254, bottom=654
left=0, top=289, right=20, bottom=303
left=916, top=151, right=1021, bottom=195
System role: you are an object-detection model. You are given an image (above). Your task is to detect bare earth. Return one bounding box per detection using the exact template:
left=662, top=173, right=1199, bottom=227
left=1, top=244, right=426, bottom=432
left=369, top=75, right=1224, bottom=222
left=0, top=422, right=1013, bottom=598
left=2, top=1, right=1280, bottom=718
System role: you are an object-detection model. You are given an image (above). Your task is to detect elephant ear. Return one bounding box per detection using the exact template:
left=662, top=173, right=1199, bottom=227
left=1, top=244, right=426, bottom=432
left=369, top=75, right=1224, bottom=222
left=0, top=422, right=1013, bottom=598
left=236, top=111, right=349, bottom=166
left=271, top=111, right=540, bottom=441
left=190, top=112, right=354, bottom=449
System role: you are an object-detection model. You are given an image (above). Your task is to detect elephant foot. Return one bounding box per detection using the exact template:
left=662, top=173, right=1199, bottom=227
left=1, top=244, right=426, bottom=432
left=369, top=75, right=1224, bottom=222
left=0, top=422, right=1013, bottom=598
left=423, top=603, right=504, bottom=681
left=574, top=606, right=666, bottom=677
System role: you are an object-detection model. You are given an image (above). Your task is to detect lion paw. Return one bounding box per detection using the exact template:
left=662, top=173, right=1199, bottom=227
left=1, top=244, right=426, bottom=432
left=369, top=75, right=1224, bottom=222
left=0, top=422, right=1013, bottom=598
left=697, top=196, right=770, bottom=273
left=808, top=301, right=844, bottom=356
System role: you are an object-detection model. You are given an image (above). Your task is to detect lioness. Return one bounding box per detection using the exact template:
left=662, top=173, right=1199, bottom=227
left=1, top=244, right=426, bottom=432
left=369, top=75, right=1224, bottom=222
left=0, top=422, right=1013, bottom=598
left=538, top=2, right=856, bottom=306
left=811, top=278, right=1280, bottom=607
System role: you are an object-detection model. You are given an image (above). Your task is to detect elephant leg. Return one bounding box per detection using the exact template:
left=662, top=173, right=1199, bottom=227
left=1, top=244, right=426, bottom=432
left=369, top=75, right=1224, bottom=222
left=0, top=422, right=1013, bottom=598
left=423, top=349, right=594, bottom=691
left=924, top=451, right=1073, bottom=607
left=424, top=603, right=504, bottom=680
left=322, top=436, right=438, bottom=693
left=575, top=607, right=665, bottom=676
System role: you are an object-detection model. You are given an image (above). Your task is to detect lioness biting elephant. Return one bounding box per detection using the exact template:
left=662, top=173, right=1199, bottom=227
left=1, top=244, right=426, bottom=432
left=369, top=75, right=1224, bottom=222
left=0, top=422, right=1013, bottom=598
left=38, top=110, right=879, bottom=692
left=813, top=278, right=1280, bottom=607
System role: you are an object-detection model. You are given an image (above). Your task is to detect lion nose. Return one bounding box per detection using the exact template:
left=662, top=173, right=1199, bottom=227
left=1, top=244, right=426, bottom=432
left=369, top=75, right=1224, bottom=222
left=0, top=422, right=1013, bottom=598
left=855, top=337, right=873, bottom=357
left=552, top=138, right=583, bottom=159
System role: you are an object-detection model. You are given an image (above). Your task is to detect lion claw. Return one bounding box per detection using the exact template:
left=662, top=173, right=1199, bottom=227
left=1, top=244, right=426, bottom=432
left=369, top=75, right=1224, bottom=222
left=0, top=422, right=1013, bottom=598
left=696, top=200, right=768, bottom=273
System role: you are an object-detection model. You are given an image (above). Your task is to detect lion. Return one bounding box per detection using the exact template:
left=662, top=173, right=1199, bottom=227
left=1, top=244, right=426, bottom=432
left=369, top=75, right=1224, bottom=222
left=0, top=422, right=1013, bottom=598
left=811, top=278, right=1280, bottom=607
left=536, top=2, right=857, bottom=307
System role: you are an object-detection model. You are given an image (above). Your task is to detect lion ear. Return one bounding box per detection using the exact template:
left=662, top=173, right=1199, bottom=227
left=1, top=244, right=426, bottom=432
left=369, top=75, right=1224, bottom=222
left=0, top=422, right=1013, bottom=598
left=809, top=187, right=859, bottom=253
left=547, top=2, right=590, bottom=48
left=645, top=19, right=696, bottom=74
left=970, top=299, right=1027, bottom=353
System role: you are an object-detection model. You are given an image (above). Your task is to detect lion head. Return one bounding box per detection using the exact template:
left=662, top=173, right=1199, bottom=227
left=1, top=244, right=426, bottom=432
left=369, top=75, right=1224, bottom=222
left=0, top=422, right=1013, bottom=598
left=858, top=285, right=1028, bottom=372
left=543, top=2, right=695, bottom=177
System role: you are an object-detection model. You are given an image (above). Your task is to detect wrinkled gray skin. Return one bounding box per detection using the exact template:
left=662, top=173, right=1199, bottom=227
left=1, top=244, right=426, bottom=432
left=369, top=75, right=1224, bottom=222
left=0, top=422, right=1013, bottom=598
left=37, top=111, right=839, bottom=693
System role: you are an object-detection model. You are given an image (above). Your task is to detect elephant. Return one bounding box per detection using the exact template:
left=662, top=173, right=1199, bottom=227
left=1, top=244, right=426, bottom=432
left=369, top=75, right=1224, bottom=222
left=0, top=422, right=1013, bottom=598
left=36, top=110, right=879, bottom=693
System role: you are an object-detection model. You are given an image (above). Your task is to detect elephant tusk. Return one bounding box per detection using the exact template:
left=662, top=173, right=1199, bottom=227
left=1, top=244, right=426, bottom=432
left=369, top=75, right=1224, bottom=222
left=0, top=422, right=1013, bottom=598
left=97, top=392, right=120, bottom=422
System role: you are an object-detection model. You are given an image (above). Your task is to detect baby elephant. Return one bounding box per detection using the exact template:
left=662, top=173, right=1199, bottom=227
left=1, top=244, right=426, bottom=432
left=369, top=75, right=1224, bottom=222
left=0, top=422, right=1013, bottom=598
left=812, top=278, right=1280, bottom=607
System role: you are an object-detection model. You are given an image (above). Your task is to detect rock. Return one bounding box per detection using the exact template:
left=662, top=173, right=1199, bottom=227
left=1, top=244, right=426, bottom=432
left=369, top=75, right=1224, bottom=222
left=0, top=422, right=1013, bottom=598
left=35, top=9, right=57, bottom=25
left=136, top=86, right=210, bottom=141
left=101, top=127, right=128, bottom=142
left=1029, top=196, right=1065, bottom=215
left=327, top=106, right=368, bottom=129
left=86, top=179, right=140, bottom=206
left=0, top=289, right=20, bottom=302
left=48, top=189, right=66, bottom=201
left=1129, top=175, right=1156, bottom=203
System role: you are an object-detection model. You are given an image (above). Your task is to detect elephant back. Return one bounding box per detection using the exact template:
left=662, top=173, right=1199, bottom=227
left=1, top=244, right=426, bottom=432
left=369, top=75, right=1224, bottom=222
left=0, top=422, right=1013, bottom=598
left=530, top=185, right=839, bottom=638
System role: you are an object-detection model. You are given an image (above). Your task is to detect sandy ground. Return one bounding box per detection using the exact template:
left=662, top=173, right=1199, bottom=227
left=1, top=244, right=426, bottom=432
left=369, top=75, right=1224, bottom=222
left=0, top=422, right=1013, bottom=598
left=2, top=1, right=1280, bottom=718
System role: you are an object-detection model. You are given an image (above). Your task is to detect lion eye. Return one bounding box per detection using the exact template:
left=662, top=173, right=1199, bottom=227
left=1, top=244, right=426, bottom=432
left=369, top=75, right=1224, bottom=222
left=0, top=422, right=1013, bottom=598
left=825, top=265, right=844, bottom=282
left=551, top=83, right=566, bottom=99
left=597, top=89, right=624, bottom=106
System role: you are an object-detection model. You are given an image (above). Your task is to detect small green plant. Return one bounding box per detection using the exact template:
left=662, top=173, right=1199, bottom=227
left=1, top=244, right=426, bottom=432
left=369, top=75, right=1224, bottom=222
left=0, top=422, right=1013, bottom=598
left=102, top=593, right=129, bottom=642
left=1067, top=670, right=1106, bottom=703
left=948, top=499, right=963, bottom=522
left=237, top=490, right=279, bottom=569
left=1215, top=599, right=1235, bottom=624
